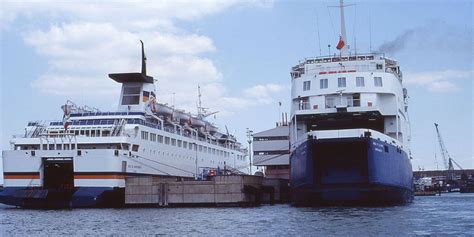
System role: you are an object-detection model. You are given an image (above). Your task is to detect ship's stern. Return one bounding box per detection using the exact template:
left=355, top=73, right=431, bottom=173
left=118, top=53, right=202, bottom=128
left=290, top=132, right=413, bottom=206
left=1, top=149, right=126, bottom=208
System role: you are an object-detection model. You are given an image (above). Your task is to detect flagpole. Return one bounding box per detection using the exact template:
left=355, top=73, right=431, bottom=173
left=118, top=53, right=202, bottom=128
left=339, top=0, right=348, bottom=55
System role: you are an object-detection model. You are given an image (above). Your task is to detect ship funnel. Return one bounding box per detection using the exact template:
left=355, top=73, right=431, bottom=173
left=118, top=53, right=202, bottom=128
left=109, top=40, right=155, bottom=113
left=140, top=40, right=147, bottom=75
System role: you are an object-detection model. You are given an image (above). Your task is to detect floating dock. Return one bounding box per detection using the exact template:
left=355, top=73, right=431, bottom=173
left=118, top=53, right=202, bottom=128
left=125, top=175, right=288, bottom=207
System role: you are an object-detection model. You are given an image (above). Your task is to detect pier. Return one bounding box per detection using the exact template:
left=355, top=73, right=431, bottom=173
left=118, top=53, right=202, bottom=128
left=125, top=175, right=289, bottom=207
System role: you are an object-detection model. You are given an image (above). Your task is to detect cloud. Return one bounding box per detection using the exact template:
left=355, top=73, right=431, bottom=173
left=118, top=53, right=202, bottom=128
left=243, top=83, right=285, bottom=104
left=23, top=22, right=221, bottom=98
left=1, top=0, right=272, bottom=30
left=404, top=70, right=472, bottom=92
left=2, top=1, right=278, bottom=120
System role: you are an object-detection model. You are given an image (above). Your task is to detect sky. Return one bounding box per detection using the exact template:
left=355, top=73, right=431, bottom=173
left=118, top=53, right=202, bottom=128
left=0, top=0, right=473, bottom=179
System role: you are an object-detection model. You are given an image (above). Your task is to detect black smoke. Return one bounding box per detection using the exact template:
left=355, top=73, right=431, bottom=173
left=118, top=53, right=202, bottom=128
left=377, top=29, right=415, bottom=54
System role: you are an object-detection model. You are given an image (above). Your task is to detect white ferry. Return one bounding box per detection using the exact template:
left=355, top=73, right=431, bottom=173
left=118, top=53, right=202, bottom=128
left=0, top=41, right=248, bottom=208
left=289, top=1, right=413, bottom=205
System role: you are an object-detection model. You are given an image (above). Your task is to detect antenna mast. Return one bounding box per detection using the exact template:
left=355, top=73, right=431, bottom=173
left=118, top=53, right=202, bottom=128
left=316, top=10, right=322, bottom=56
left=196, top=85, right=218, bottom=119
left=369, top=7, right=372, bottom=52
left=197, top=85, right=203, bottom=116
left=339, top=0, right=348, bottom=55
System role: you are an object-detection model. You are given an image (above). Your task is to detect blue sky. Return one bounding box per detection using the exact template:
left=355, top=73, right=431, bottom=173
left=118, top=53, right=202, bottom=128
left=0, top=0, right=473, bottom=174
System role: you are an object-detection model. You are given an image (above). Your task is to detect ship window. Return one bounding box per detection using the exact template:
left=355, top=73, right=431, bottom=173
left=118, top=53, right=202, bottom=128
left=303, top=81, right=311, bottom=91
left=141, top=131, right=149, bottom=140
left=124, top=87, right=141, bottom=94
left=183, top=141, right=187, bottom=148
left=132, top=145, right=139, bottom=152
left=376, top=64, right=383, bottom=70
left=171, top=139, right=176, bottom=146
left=165, top=137, right=170, bottom=145
left=150, top=133, right=156, bottom=142
left=320, top=79, right=328, bottom=89
left=158, top=135, right=163, bottom=143
left=177, top=140, right=182, bottom=147
left=356, top=77, right=365, bottom=87
left=338, top=77, right=346, bottom=87
left=384, top=145, right=389, bottom=153
left=199, top=145, right=203, bottom=152
left=374, top=77, right=383, bottom=87
left=122, top=86, right=141, bottom=105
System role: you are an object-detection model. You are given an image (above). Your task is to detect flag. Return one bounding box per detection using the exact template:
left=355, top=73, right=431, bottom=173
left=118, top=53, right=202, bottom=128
left=336, top=36, right=345, bottom=50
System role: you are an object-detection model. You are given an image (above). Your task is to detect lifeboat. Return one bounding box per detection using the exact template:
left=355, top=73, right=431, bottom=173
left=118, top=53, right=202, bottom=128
left=190, top=117, right=206, bottom=127
left=173, top=110, right=191, bottom=125
left=155, top=104, right=173, bottom=116
left=206, top=122, right=219, bottom=134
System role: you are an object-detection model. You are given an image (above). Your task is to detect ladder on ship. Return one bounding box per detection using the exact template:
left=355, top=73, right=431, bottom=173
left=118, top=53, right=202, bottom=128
left=111, top=119, right=127, bottom=136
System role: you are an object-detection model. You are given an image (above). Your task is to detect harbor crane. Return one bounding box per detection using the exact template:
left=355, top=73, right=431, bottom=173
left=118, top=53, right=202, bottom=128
left=434, top=123, right=464, bottom=184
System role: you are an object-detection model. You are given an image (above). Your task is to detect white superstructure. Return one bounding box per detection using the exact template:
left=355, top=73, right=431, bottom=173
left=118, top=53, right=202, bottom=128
left=290, top=50, right=412, bottom=156
left=290, top=52, right=411, bottom=153
left=2, top=42, right=248, bottom=191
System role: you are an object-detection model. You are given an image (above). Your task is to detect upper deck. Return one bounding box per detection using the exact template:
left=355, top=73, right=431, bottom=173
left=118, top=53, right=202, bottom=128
left=291, top=53, right=402, bottom=81
left=13, top=111, right=246, bottom=153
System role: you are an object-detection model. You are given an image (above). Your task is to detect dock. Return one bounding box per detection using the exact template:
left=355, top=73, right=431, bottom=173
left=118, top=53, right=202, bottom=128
left=125, top=175, right=289, bottom=207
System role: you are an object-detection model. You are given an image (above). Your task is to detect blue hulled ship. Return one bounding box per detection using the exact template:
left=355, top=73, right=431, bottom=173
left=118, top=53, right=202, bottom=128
left=289, top=0, right=413, bottom=205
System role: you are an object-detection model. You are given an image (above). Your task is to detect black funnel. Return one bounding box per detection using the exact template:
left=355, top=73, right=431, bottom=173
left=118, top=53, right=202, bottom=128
left=109, top=40, right=154, bottom=84
left=140, top=40, right=147, bottom=75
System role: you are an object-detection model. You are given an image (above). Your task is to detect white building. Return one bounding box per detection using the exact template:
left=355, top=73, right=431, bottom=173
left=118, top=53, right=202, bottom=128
left=253, top=123, right=290, bottom=179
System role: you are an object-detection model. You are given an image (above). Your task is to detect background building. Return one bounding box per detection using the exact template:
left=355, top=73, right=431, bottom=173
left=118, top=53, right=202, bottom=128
left=252, top=115, right=290, bottom=179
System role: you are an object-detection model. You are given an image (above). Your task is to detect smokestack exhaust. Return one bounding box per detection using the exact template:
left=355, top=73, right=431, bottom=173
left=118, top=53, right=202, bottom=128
left=140, top=40, right=147, bottom=75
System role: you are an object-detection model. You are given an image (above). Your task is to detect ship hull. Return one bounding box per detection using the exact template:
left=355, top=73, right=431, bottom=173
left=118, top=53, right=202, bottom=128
left=0, top=187, right=124, bottom=208
left=290, top=137, right=413, bottom=206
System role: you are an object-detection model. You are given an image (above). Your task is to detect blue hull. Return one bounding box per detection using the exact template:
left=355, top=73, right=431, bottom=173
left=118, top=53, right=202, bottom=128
left=0, top=187, right=124, bottom=208
left=290, top=137, right=413, bottom=206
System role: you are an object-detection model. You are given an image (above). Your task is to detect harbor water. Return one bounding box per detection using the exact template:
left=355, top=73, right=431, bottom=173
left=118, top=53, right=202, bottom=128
left=1, top=193, right=473, bottom=236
